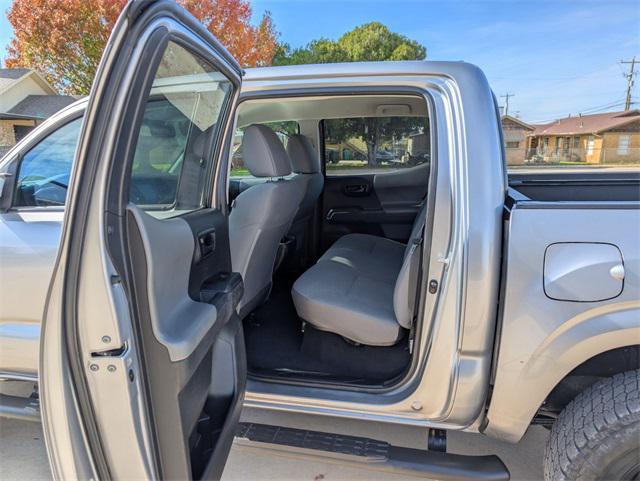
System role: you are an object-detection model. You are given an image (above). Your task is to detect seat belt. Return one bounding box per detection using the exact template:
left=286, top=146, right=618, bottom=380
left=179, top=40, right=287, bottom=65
left=406, top=208, right=427, bottom=353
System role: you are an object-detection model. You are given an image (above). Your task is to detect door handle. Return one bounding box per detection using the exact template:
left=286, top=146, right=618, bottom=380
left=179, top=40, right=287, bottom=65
left=344, top=184, right=369, bottom=196
left=197, top=228, right=216, bottom=259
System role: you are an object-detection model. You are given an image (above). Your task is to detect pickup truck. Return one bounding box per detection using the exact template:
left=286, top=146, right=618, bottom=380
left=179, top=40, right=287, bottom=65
left=0, top=2, right=639, bottom=480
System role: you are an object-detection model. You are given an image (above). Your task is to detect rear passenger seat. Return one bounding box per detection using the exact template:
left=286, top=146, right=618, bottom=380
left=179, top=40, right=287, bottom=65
left=292, top=203, right=427, bottom=346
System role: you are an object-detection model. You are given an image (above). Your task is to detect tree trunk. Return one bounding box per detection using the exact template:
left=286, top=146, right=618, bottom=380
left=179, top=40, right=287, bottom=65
left=364, top=118, right=379, bottom=166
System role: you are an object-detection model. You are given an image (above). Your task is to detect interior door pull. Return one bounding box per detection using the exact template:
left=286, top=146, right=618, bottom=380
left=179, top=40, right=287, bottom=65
left=198, top=229, right=216, bottom=258
left=344, top=184, right=369, bottom=196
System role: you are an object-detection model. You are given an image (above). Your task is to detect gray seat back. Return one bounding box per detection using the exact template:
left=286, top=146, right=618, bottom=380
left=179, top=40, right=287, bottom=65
left=287, top=134, right=323, bottom=222
left=230, top=125, right=304, bottom=315
left=393, top=201, right=428, bottom=328
left=286, top=135, right=324, bottom=265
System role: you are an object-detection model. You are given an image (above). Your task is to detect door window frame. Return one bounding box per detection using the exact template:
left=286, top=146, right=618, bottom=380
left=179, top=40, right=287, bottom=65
left=0, top=108, right=84, bottom=213
left=319, top=111, right=432, bottom=178
left=104, top=26, right=241, bottom=220
left=11, top=116, right=83, bottom=209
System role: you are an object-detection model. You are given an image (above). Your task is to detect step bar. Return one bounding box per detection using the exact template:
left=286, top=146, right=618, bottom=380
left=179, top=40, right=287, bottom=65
left=236, top=422, right=510, bottom=481
left=0, top=394, right=40, bottom=422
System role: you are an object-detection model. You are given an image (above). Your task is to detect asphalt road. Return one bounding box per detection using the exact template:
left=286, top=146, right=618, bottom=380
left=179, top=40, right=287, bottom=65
left=0, top=408, right=549, bottom=480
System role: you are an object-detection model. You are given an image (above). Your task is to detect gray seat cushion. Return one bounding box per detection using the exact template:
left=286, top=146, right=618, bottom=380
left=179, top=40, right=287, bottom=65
left=320, top=234, right=405, bottom=283
left=292, top=233, right=406, bottom=346
left=291, top=200, right=428, bottom=346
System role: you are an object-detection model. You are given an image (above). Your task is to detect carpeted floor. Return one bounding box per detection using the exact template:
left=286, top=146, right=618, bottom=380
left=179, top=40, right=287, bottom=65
left=243, top=282, right=411, bottom=384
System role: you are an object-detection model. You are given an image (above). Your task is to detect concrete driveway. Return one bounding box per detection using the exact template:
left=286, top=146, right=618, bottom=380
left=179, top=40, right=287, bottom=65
left=0, top=408, right=549, bottom=480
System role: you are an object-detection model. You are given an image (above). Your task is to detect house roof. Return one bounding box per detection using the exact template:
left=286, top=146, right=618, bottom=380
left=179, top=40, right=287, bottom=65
left=0, top=68, right=32, bottom=80
left=6, top=94, right=76, bottom=120
left=501, top=115, right=534, bottom=130
left=530, top=110, right=640, bottom=136
left=0, top=68, right=57, bottom=97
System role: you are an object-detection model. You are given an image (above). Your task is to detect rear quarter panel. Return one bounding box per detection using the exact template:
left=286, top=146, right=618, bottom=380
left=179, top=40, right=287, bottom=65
left=484, top=202, right=640, bottom=442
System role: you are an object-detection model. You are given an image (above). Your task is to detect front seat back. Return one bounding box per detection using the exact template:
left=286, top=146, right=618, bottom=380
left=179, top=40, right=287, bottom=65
left=287, top=134, right=323, bottom=221
left=230, top=124, right=304, bottom=316
left=286, top=135, right=323, bottom=265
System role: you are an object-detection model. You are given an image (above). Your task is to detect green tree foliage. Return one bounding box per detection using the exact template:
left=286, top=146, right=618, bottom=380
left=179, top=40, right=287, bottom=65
left=326, top=117, right=427, bottom=166
left=273, top=21, right=426, bottom=66
left=273, top=22, right=427, bottom=166
left=273, top=22, right=427, bottom=165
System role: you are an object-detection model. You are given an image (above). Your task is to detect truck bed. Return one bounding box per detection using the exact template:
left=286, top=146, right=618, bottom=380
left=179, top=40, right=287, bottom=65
left=486, top=169, right=640, bottom=442
left=508, top=170, right=640, bottom=202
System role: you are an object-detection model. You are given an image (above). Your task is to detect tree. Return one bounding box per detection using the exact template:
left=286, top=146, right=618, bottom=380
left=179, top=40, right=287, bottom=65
left=273, top=23, right=427, bottom=166
left=273, top=21, right=426, bottom=66
left=326, top=116, right=427, bottom=166
left=4, top=0, right=278, bottom=95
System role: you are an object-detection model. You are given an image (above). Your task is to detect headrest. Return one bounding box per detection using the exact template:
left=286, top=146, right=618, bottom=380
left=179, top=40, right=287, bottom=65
left=286, top=134, right=320, bottom=174
left=242, top=124, right=291, bottom=178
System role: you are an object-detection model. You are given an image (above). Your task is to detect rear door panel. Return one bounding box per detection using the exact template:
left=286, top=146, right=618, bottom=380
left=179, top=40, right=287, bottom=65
left=126, top=207, right=245, bottom=480
left=39, top=2, right=245, bottom=479
left=321, top=164, right=429, bottom=250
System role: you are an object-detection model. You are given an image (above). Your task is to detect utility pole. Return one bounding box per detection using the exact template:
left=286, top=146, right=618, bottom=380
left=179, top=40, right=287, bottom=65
left=621, top=56, right=637, bottom=111
left=501, top=93, right=514, bottom=116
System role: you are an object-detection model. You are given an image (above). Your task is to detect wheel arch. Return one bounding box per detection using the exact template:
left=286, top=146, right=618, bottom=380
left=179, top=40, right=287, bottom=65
left=483, top=305, right=639, bottom=443
left=540, top=345, right=640, bottom=417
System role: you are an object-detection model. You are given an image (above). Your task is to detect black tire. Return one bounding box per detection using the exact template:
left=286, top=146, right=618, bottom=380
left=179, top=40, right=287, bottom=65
left=544, top=369, right=640, bottom=481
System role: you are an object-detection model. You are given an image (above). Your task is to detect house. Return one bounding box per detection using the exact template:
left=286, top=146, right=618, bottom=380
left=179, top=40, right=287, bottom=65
left=501, top=115, right=534, bottom=165
left=0, top=68, right=76, bottom=156
left=526, top=110, right=640, bottom=164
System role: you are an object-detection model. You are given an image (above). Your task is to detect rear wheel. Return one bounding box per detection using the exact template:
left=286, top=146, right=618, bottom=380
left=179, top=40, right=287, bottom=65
left=544, top=369, right=640, bottom=481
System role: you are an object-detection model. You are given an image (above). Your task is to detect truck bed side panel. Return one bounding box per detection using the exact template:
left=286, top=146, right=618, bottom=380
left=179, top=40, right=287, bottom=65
left=484, top=202, right=640, bottom=443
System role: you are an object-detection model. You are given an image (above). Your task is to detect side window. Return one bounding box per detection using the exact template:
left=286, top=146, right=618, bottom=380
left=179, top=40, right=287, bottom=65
left=322, top=116, right=430, bottom=176
left=128, top=41, right=233, bottom=216
left=13, top=117, right=82, bottom=207
left=230, top=121, right=299, bottom=177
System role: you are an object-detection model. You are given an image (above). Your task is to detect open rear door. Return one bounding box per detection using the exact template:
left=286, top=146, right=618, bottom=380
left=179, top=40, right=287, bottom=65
left=39, top=1, right=245, bottom=479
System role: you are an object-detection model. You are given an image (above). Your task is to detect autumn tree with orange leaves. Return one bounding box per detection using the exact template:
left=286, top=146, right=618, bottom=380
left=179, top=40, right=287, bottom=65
left=4, top=0, right=278, bottom=95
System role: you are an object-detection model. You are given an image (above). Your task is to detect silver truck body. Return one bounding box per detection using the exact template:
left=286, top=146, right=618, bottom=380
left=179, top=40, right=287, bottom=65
left=487, top=202, right=640, bottom=442
left=0, top=102, right=85, bottom=379
left=0, top=30, right=638, bottom=455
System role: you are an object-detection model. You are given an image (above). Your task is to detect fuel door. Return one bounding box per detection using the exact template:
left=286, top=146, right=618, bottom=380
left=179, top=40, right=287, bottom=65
left=544, top=242, right=624, bottom=302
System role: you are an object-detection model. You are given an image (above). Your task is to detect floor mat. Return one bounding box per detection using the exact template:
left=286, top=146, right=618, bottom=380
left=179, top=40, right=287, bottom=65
left=243, top=282, right=411, bottom=384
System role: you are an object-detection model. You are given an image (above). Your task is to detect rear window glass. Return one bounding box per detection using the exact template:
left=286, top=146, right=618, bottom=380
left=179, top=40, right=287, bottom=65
left=322, top=116, right=430, bottom=176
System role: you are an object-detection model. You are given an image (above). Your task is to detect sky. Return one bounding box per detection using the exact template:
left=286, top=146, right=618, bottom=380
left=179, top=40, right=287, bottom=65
left=1, top=0, right=638, bottom=123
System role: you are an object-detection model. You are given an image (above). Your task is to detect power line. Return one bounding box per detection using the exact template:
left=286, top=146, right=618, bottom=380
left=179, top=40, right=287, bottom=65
left=580, top=99, right=630, bottom=114
left=620, top=56, right=637, bottom=111
left=526, top=98, right=634, bottom=124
